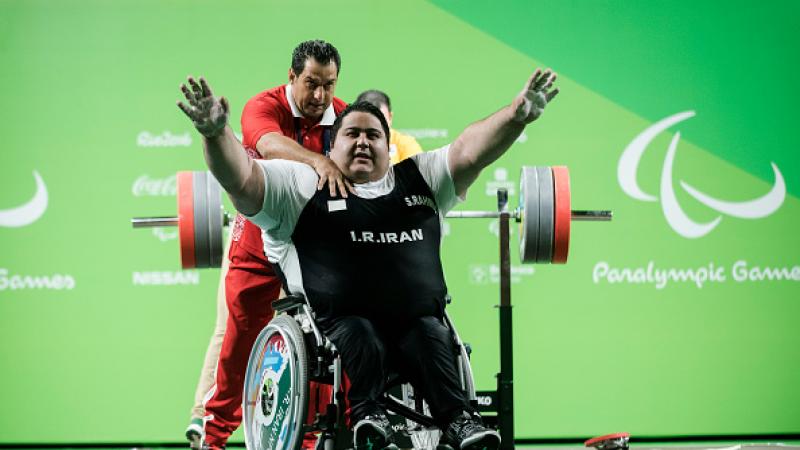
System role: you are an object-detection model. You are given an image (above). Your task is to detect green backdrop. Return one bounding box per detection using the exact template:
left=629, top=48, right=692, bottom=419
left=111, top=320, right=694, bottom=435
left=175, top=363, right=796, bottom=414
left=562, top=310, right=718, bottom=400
left=0, top=0, right=798, bottom=443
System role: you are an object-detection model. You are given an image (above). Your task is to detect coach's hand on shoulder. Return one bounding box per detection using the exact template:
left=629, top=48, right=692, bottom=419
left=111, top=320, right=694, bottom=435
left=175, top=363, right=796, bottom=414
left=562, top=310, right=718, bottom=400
left=312, top=154, right=355, bottom=198
left=177, top=76, right=230, bottom=138
left=512, top=68, right=559, bottom=124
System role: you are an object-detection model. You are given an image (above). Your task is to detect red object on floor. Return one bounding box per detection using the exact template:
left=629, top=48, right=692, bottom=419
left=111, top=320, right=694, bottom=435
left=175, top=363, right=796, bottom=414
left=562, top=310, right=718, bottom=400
left=585, top=432, right=631, bottom=447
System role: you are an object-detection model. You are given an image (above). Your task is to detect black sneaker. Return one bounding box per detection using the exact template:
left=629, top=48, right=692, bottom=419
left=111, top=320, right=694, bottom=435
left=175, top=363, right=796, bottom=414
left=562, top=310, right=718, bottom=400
left=353, top=413, right=394, bottom=450
left=444, top=411, right=500, bottom=450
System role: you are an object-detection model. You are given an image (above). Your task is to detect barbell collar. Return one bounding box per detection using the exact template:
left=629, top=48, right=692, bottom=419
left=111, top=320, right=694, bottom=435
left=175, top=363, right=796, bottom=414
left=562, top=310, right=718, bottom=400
left=570, top=210, right=613, bottom=221
left=130, top=212, right=232, bottom=229
left=131, top=217, right=179, bottom=228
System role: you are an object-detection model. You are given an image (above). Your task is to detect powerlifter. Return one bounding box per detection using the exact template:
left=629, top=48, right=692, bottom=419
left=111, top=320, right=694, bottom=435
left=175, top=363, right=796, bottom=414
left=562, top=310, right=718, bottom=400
left=177, top=68, right=559, bottom=450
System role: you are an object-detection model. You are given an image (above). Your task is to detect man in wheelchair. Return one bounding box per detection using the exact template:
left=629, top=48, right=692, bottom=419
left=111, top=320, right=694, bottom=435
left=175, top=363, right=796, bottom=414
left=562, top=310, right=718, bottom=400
left=177, top=68, right=559, bottom=450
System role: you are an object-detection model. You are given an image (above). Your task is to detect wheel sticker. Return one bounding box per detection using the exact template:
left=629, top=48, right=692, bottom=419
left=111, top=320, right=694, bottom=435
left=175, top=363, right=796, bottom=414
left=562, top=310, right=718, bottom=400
left=245, top=332, right=296, bottom=450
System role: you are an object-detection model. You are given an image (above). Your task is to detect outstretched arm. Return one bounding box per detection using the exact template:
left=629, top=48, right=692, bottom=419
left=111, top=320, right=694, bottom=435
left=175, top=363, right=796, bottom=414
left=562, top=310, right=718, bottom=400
left=177, top=76, right=264, bottom=216
left=448, top=68, right=559, bottom=197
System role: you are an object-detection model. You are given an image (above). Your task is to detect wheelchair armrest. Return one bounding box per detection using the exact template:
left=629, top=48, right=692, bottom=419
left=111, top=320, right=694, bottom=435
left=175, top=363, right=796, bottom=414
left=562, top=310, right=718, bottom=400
left=273, top=293, right=306, bottom=313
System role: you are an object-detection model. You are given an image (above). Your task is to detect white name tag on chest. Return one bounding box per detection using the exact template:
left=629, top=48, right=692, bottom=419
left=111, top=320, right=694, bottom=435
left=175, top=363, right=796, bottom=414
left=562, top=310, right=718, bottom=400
left=328, top=199, right=347, bottom=212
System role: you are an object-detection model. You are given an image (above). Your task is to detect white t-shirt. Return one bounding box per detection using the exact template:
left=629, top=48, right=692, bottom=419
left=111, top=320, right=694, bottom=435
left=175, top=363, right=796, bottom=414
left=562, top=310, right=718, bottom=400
left=244, top=145, right=462, bottom=295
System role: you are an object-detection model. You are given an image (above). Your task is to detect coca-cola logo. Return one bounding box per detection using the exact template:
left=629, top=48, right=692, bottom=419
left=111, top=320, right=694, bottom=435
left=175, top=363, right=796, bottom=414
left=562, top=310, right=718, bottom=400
left=132, top=174, right=176, bottom=197
left=136, top=131, right=192, bottom=148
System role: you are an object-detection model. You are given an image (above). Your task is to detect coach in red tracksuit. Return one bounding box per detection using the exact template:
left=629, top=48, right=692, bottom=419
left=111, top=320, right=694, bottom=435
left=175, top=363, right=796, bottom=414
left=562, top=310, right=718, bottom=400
left=202, top=39, right=349, bottom=450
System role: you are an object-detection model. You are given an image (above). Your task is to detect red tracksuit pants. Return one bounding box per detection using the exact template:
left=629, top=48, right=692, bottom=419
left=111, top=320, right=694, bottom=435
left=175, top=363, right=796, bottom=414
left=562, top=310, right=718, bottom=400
left=203, top=237, right=332, bottom=449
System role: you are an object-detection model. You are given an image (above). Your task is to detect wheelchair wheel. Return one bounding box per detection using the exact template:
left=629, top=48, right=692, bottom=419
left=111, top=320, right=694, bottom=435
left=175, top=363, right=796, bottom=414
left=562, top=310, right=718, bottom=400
left=244, top=314, right=309, bottom=450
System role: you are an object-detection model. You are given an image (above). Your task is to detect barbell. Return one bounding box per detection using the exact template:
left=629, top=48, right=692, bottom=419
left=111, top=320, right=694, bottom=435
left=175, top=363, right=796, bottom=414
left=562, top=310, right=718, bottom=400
left=132, top=166, right=611, bottom=268
left=132, top=171, right=229, bottom=269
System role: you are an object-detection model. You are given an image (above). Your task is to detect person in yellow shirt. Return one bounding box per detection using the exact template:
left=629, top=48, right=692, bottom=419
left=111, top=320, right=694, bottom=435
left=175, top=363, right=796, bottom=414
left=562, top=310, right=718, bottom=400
left=355, top=89, right=422, bottom=163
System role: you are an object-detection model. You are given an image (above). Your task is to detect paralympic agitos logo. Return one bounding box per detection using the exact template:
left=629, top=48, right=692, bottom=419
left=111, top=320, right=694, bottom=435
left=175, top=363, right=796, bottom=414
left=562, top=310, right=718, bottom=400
left=618, top=111, right=786, bottom=239
left=0, top=171, right=48, bottom=228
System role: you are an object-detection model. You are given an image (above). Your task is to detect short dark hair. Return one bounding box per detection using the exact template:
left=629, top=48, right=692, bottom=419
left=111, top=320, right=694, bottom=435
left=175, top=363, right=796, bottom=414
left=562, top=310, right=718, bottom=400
left=291, top=39, right=341, bottom=75
left=355, top=90, right=391, bottom=112
left=331, top=101, right=391, bottom=147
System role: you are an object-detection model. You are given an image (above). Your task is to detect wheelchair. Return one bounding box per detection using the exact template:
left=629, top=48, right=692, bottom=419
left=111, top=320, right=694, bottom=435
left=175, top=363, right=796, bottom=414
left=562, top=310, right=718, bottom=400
left=242, top=293, right=476, bottom=450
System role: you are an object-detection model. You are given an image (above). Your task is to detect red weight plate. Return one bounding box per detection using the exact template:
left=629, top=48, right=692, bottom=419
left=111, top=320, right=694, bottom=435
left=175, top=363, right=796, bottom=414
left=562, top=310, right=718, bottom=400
left=177, top=171, right=196, bottom=269
left=552, top=166, right=571, bottom=264
left=584, top=433, right=630, bottom=447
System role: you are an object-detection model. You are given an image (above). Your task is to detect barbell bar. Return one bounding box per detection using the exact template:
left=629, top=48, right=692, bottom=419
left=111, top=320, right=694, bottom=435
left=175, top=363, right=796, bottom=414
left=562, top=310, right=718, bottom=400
left=443, top=211, right=610, bottom=220
left=132, top=166, right=611, bottom=268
